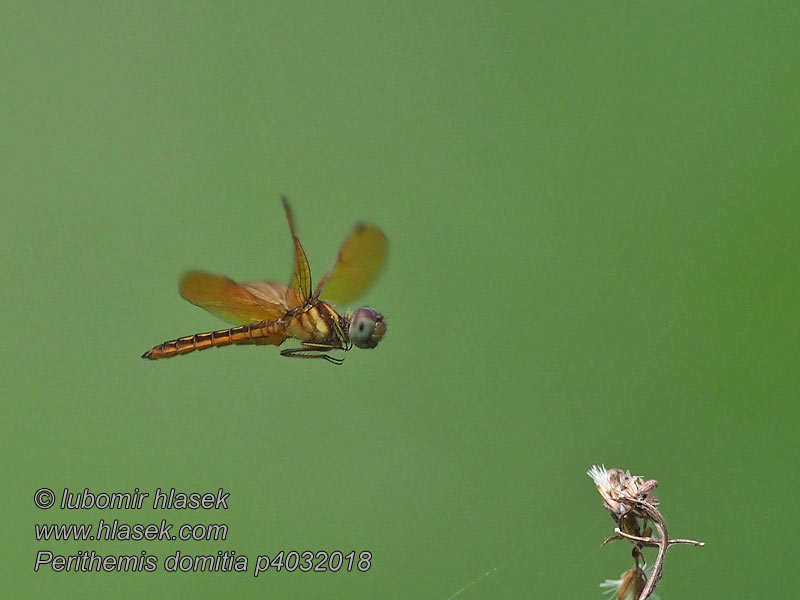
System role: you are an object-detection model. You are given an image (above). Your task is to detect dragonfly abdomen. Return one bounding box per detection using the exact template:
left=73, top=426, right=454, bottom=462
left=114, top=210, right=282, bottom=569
left=142, top=321, right=287, bottom=360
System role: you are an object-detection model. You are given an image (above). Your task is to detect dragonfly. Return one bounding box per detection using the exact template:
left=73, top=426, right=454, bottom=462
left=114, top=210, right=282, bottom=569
left=142, top=197, right=387, bottom=365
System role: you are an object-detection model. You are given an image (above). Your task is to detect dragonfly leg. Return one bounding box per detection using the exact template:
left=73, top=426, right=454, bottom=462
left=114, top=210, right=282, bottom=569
left=301, top=342, right=342, bottom=350
left=280, top=347, right=344, bottom=365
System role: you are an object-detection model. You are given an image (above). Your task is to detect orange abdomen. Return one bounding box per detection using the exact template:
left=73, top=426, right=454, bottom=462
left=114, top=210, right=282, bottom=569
left=142, top=321, right=287, bottom=360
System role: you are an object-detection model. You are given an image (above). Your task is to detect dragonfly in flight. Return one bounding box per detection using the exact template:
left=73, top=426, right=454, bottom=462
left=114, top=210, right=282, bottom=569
left=142, top=197, right=387, bottom=365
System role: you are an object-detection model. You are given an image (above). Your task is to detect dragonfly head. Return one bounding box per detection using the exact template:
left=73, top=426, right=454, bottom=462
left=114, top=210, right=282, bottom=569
left=348, top=307, right=387, bottom=349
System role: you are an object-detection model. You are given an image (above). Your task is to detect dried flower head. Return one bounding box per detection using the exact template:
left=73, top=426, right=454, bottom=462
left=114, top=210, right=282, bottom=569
left=587, top=465, right=659, bottom=517
left=588, top=465, right=704, bottom=600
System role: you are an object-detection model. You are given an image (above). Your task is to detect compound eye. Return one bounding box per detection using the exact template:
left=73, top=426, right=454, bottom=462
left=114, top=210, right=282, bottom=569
left=349, top=307, right=386, bottom=349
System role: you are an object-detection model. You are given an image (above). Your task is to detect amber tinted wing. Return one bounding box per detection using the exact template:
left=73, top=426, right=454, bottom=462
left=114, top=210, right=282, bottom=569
left=241, top=281, right=291, bottom=307
left=315, top=222, right=388, bottom=305
left=180, top=272, right=287, bottom=325
left=282, top=196, right=312, bottom=307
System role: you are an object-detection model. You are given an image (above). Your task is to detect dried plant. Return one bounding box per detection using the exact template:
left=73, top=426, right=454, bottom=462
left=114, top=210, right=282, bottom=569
left=588, top=465, right=704, bottom=600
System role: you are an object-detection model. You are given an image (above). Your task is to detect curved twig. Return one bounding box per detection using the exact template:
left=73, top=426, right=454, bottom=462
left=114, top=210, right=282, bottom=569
left=614, top=528, right=705, bottom=548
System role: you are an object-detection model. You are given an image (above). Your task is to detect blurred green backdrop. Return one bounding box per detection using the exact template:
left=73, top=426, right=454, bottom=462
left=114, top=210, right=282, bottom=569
left=3, top=2, right=798, bottom=598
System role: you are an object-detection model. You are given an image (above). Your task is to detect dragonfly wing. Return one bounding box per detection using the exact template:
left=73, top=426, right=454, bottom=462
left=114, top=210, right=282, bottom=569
left=180, top=271, right=287, bottom=324
left=282, top=196, right=312, bottom=307
left=315, top=222, right=388, bottom=305
left=241, top=280, right=291, bottom=307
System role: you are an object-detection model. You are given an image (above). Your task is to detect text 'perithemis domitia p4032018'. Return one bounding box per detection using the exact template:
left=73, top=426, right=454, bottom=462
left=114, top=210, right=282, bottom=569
left=142, top=197, right=387, bottom=365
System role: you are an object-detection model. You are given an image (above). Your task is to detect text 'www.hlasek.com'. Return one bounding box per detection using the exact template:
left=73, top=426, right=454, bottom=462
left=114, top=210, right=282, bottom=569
left=33, top=487, right=372, bottom=576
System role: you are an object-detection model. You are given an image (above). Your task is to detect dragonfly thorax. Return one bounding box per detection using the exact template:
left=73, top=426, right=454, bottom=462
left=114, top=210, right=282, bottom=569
left=285, top=302, right=343, bottom=345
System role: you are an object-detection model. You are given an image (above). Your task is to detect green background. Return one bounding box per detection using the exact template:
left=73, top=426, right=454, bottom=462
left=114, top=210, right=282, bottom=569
left=3, top=2, right=798, bottom=598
